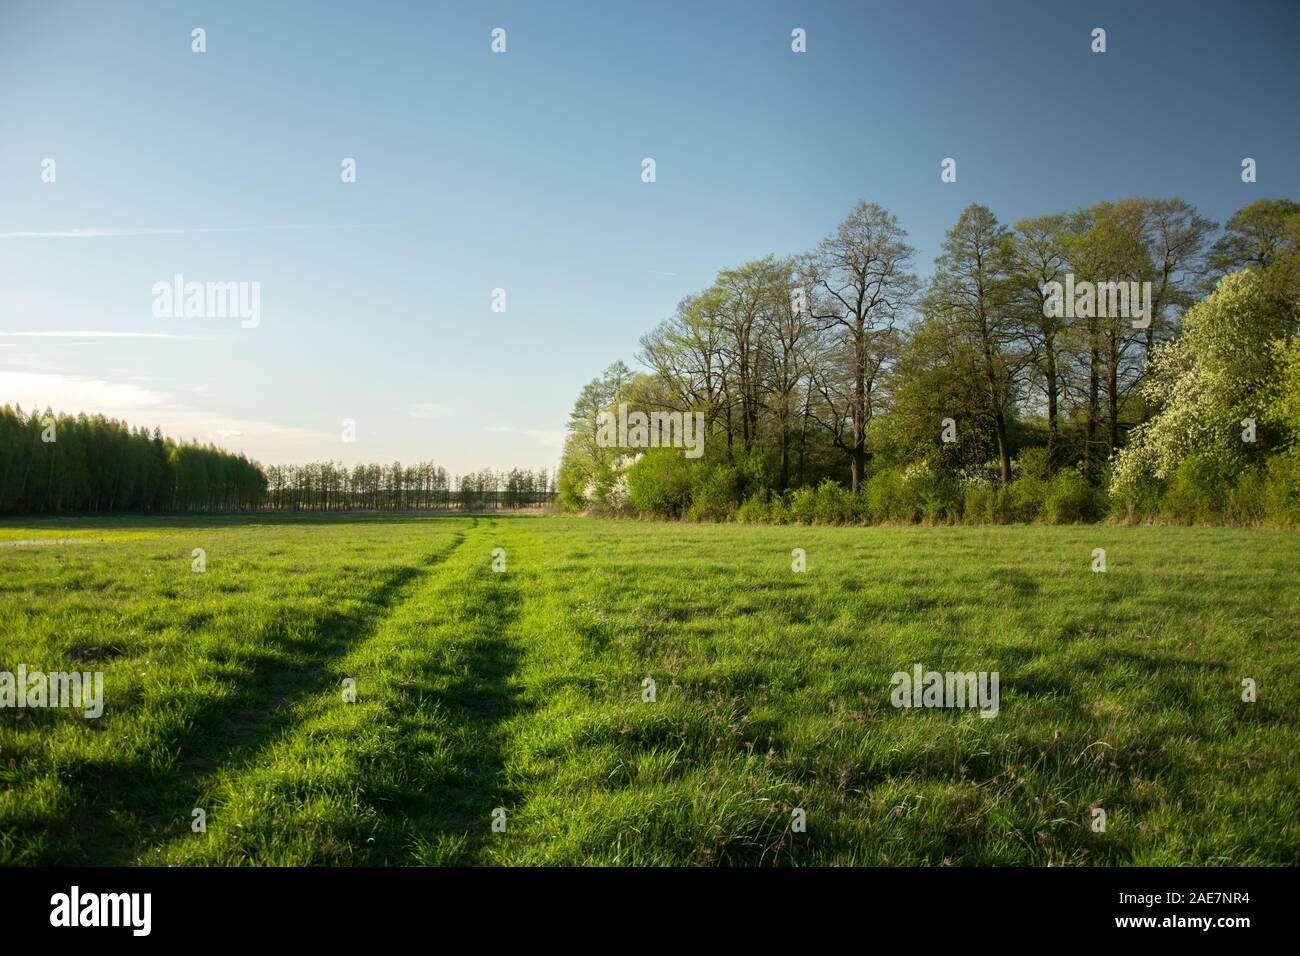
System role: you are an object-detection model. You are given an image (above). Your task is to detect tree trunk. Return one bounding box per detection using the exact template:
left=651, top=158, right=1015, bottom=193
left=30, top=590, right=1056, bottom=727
left=1045, top=344, right=1059, bottom=472
left=1084, top=328, right=1100, bottom=481
left=778, top=425, right=790, bottom=492
left=796, top=395, right=809, bottom=488
left=1107, top=341, right=1120, bottom=459
left=852, top=345, right=866, bottom=492
left=994, top=410, right=1011, bottom=484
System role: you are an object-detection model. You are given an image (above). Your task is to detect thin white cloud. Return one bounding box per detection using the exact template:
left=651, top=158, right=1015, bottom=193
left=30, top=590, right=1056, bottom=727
left=0, top=331, right=225, bottom=340
left=0, top=370, right=168, bottom=411
left=490, top=424, right=565, bottom=449
left=10, top=352, right=56, bottom=371
left=408, top=402, right=456, bottom=419
left=0, top=370, right=336, bottom=463
left=0, top=225, right=390, bottom=239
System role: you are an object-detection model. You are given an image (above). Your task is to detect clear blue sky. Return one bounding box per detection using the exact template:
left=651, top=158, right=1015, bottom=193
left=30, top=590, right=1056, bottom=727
left=1, top=0, right=1296, bottom=473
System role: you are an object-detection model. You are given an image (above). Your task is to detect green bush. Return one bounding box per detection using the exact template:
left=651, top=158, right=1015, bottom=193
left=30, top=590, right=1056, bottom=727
left=1161, top=456, right=1231, bottom=524
left=1263, top=454, right=1300, bottom=525
left=623, top=445, right=1294, bottom=527
left=904, top=464, right=961, bottom=522
left=626, top=451, right=694, bottom=517
left=688, top=464, right=739, bottom=522
left=850, top=487, right=873, bottom=524
left=961, top=481, right=988, bottom=523
left=1007, top=476, right=1046, bottom=522
left=735, top=491, right=770, bottom=524
left=1226, top=467, right=1268, bottom=524
left=1109, top=475, right=1159, bottom=523
left=1016, top=446, right=1053, bottom=482
left=766, top=492, right=794, bottom=525
left=1041, top=469, right=1097, bottom=524
left=811, top=479, right=853, bottom=524
left=962, top=480, right=1010, bottom=523
left=789, top=486, right=817, bottom=524
left=732, top=449, right=775, bottom=503
left=866, top=468, right=916, bottom=522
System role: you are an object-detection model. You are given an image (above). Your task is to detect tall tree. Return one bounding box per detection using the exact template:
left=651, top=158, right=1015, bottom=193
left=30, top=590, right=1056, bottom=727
left=807, top=201, right=918, bottom=491
left=1012, top=213, right=1072, bottom=469
left=927, top=204, right=1026, bottom=483
left=759, top=257, right=820, bottom=490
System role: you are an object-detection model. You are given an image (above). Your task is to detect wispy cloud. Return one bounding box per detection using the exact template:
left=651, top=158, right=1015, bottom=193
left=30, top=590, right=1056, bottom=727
left=0, top=225, right=390, bottom=239
left=0, top=331, right=226, bottom=340
left=0, top=370, right=336, bottom=462
left=490, top=425, right=565, bottom=449
left=408, top=402, right=457, bottom=419
left=0, top=370, right=169, bottom=411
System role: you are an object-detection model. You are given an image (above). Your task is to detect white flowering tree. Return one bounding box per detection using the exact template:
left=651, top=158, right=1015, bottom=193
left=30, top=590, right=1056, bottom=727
left=1112, top=269, right=1297, bottom=494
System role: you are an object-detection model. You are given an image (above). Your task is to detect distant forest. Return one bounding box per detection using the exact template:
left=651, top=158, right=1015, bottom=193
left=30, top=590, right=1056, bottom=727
left=262, top=462, right=555, bottom=511
left=0, top=406, right=554, bottom=514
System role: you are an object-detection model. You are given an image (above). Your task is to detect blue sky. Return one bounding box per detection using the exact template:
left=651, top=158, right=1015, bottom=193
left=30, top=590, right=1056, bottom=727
left=1, top=0, right=1296, bottom=473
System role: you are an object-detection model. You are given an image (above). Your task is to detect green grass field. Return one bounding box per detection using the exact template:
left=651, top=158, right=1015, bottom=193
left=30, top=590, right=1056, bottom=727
left=1, top=514, right=1296, bottom=865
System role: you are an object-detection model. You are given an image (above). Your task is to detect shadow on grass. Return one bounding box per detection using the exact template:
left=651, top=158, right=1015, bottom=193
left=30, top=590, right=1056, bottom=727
left=378, top=569, right=527, bottom=865
left=132, top=521, right=530, bottom=866
left=20, top=534, right=468, bottom=865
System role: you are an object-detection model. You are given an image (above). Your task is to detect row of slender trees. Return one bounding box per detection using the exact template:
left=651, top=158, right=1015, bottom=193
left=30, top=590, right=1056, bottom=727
left=262, top=462, right=555, bottom=510
left=0, top=405, right=267, bottom=512
left=560, top=197, right=1299, bottom=508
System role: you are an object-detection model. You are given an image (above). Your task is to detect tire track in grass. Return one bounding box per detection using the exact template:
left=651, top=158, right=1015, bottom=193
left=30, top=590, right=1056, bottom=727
left=391, top=518, right=530, bottom=864
left=62, top=527, right=472, bottom=865
left=147, top=519, right=531, bottom=865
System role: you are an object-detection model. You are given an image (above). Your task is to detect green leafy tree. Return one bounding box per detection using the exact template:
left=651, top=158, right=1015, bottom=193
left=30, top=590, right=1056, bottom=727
left=925, top=203, right=1026, bottom=483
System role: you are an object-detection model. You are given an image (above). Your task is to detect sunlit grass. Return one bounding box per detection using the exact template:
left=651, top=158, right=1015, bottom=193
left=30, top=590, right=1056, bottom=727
left=1, top=514, right=1295, bottom=865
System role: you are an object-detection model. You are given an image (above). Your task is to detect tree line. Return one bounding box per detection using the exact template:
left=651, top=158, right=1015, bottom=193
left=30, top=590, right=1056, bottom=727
left=262, top=462, right=555, bottom=511
left=0, top=405, right=266, bottom=512
left=559, top=198, right=1300, bottom=525
left=0, top=405, right=556, bottom=514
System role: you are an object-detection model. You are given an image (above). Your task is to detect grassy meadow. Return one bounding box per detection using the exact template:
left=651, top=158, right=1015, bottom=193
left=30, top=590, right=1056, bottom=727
left=0, top=514, right=1296, bottom=866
